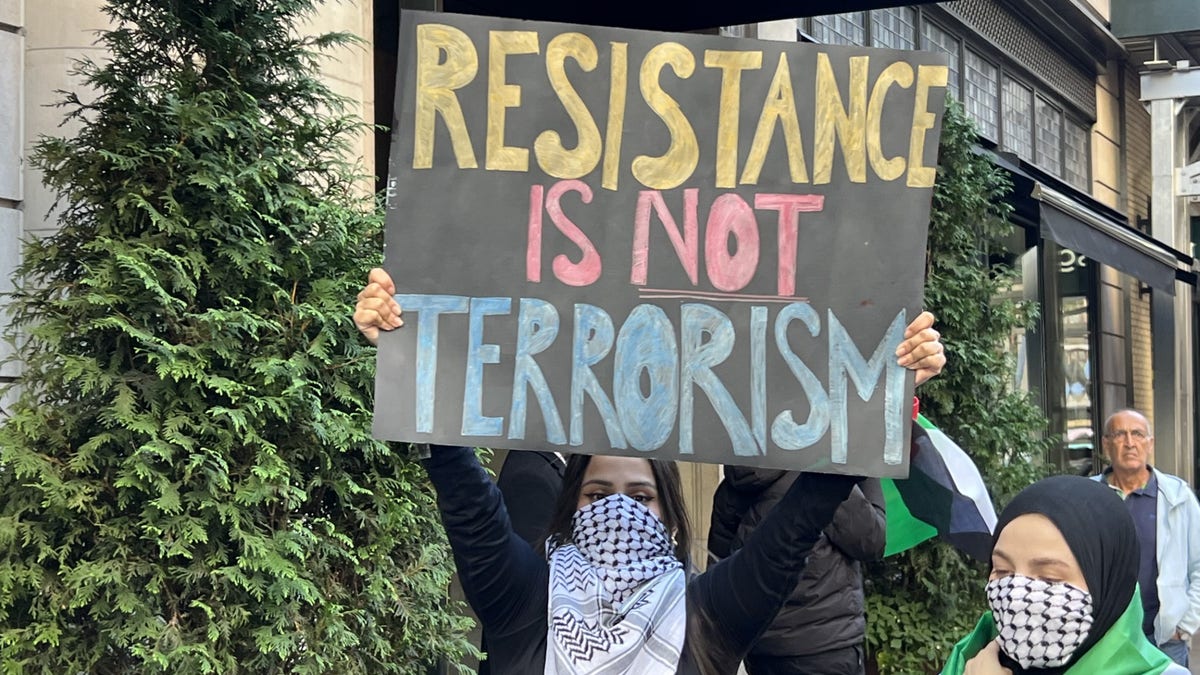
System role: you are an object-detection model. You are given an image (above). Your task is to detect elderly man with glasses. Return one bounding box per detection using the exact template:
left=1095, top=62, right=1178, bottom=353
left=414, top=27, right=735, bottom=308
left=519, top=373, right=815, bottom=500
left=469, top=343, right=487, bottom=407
left=1091, top=408, right=1200, bottom=667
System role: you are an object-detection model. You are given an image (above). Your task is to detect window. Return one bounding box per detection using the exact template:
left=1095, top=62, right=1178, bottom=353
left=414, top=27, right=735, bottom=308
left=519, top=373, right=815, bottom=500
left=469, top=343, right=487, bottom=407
left=921, top=22, right=960, bottom=97
left=1063, top=122, right=1090, bottom=191
left=812, top=12, right=866, bottom=46
left=870, top=7, right=916, bottom=50
left=1002, top=77, right=1034, bottom=160
left=805, top=9, right=1086, bottom=185
left=719, top=25, right=747, bottom=38
left=963, top=49, right=999, bottom=139
left=1035, top=98, right=1063, bottom=176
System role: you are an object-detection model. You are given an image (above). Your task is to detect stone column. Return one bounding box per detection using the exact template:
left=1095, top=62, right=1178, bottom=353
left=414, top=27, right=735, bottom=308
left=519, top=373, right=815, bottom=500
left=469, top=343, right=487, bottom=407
left=302, top=0, right=376, bottom=179
left=22, top=0, right=110, bottom=239
left=1, top=0, right=27, bottom=386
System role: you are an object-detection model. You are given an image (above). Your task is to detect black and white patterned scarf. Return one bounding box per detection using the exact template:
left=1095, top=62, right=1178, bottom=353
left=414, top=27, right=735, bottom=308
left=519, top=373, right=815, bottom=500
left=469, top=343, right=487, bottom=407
left=987, top=574, right=1094, bottom=669
left=545, top=493, right=686, bottom=675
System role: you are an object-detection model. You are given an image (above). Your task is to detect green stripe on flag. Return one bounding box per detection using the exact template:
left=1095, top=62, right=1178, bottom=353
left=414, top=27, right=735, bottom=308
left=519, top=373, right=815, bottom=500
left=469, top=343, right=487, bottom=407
left=882, top=476, right=937, bottom=556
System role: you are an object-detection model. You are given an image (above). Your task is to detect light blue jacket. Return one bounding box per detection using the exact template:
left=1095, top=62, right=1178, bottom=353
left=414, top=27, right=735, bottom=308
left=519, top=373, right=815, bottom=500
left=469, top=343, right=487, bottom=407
left=1093, top=467, right=1200, bottom=645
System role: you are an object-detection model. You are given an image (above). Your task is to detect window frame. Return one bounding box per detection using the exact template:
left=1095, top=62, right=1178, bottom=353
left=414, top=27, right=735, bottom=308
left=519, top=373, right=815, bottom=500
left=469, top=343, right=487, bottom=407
left=801, top=8, right=1091, bottom=189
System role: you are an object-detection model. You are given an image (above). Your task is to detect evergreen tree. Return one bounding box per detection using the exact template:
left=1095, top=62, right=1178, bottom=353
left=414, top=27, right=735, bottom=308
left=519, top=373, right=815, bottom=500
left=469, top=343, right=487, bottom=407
left=864, top=99, right=1052, bottom=673
left=0, top=0, right=473, bottom=671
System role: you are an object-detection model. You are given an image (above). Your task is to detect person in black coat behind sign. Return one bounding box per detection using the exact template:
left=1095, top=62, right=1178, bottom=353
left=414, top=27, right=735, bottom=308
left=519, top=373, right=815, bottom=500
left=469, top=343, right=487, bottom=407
left=710, top=470, right=886, bottom=675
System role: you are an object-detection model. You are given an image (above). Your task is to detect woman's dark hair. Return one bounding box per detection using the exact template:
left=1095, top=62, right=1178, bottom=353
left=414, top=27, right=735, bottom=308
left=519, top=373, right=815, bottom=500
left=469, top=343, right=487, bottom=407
left=545, top=454, right=693, bottom=563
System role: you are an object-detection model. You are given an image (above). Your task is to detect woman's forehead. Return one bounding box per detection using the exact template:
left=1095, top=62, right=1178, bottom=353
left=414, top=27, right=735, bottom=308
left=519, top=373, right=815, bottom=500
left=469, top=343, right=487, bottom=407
left=583, top=455, right=656, bottom=485
left=996, top=513, right=1072, bottom=557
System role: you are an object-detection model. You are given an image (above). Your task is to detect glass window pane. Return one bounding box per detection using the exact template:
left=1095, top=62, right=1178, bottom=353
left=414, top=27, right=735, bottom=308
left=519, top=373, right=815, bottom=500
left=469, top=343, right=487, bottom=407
left=963, top=49, right=999, bottom=139
left=1063, top=122, right=1090, bottom=191
left=1035, top=97, right=1063, bottom=176
left=1060, top=285, right=1094, bottom=475
left=870, top=7, right=916, bottom=50
left=813, top=12, right=866, bottom=46
left=1002, top=77, right=1034, bottom=160
left=921, top=22, right=960, bottom=97
left=992, top=236, right=1037, bottom=398
left=719, top=25, right=747, bottom=38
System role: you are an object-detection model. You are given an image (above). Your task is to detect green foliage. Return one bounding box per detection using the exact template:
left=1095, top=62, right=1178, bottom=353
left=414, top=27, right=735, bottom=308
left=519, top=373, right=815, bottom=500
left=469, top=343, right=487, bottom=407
left=864, top=99, right=1053, bottom=674
left=0, top=0, right=474, bottom=672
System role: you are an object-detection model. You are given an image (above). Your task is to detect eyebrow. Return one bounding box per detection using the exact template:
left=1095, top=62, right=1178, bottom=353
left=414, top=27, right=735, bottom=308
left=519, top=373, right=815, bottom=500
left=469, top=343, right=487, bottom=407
left=991, top=550, right=1074, bottom=574
left=581, top=479, right=657, bottom=490
left=1027, top=557, right=1073, bottom=570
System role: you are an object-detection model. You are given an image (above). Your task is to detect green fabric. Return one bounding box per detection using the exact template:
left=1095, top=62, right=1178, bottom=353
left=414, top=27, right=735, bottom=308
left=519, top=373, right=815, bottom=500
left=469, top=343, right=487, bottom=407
left=941, top=590, right=1175, bottom=675
left=882, top=413, right=942, bottom=556
left=882, top=475, right=938, bottom=555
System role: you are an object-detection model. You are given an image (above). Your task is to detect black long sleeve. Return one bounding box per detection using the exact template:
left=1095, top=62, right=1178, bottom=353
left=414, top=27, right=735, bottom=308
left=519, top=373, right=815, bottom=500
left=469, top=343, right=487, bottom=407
left=421, top=445, right=549, bottom=635
left=496, top=452, right=563, bottom=548
left=824, top=478, right=887, bottom=562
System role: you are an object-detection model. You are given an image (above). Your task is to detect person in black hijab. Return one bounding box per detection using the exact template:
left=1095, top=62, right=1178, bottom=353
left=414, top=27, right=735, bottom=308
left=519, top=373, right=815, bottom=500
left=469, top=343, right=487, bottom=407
left=942, top=475, right=1186, bottom=675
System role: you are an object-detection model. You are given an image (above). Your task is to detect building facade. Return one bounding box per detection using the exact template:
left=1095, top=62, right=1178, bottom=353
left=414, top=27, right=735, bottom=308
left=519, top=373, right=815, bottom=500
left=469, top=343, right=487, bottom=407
left=732, top=0, right=1199, bottom=484
left=1111, top=0, right=1200, bottom=490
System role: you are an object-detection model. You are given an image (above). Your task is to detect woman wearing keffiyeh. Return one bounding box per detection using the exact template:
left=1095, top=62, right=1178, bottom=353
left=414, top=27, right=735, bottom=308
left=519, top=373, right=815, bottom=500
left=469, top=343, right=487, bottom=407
left=942, top=475, right=1189, bottom=675
left=354, top=268, right=948, bottom=674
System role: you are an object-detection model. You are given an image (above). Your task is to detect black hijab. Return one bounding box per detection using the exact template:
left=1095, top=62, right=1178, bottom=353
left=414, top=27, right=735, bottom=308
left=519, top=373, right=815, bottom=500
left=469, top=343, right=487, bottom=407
left=990, top=475, right=1140, bottom=675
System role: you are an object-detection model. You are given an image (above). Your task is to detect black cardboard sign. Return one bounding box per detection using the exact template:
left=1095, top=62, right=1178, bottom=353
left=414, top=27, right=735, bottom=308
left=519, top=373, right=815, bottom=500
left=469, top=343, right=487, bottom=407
left=375, top=10, right=948, bottom=476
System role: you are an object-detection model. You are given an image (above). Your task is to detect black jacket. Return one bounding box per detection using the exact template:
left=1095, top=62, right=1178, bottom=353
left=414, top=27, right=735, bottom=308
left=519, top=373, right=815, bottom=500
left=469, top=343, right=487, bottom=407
left=710, top=468, right=886, bottom=659
left=423, top=445, right=858, bottom=675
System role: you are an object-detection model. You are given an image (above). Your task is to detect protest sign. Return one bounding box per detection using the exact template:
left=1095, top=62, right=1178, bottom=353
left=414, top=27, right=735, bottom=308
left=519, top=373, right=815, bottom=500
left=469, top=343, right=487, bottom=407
left=375, top=10, right=948, bottom=475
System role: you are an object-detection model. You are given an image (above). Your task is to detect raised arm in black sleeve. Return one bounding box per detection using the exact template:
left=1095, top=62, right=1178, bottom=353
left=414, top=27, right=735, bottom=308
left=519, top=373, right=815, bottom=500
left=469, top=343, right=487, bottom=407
left=496, top=451, right=563, bottom=548
left=823, top=478, right=887, bottom=562
left=421, top=445, right=549, bottom=634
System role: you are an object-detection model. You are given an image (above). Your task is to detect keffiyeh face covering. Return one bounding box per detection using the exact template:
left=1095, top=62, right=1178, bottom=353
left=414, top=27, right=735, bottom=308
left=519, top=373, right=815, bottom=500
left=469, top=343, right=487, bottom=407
left=545, top=493, right=686, bottom=675
left=987, top=574, right=1094, bottom=670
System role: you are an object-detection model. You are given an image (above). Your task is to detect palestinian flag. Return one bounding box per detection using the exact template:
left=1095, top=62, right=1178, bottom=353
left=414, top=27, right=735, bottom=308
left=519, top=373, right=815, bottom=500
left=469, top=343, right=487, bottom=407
left=881, top=414, right=997, bottom=562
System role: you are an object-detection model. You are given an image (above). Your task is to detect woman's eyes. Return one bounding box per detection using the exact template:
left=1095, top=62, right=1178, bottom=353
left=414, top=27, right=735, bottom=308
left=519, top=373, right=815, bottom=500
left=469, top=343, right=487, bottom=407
left=584, top=492, right=654, bottom=503
left=988, top=569, right=1065, bottom=584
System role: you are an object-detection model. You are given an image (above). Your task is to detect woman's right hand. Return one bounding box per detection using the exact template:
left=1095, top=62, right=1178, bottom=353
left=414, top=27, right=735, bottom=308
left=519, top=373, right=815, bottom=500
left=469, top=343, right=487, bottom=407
left=964, top=641, right=1012, bottom=675
left=354, top=267, right=403, bottom=346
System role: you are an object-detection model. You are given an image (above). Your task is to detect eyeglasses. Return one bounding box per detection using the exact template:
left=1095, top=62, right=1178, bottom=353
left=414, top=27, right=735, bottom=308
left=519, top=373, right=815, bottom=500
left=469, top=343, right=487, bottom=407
left=1104, top=429, right=1150, bottom=441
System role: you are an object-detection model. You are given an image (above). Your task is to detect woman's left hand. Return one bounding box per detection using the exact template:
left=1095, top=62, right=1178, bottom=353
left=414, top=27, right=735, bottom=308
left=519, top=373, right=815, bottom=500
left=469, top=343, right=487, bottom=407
left=897, top=310, right=945, bottom=386
left=963, top=641, right=1013, bottom=675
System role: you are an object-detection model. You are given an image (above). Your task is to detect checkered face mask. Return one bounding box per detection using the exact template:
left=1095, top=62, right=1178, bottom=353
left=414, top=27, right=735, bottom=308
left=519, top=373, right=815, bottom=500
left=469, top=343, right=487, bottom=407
left=987, top=574, right=1094, bottom=669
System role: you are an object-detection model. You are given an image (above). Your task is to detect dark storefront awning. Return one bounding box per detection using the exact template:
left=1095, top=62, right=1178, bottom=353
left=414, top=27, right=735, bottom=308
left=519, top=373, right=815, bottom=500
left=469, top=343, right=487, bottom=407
left=1035, top=184, right=1183, bottom=292
left=983, top=149, right=1194, bottom=295
left=440, top=0, right=942, bottom=31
